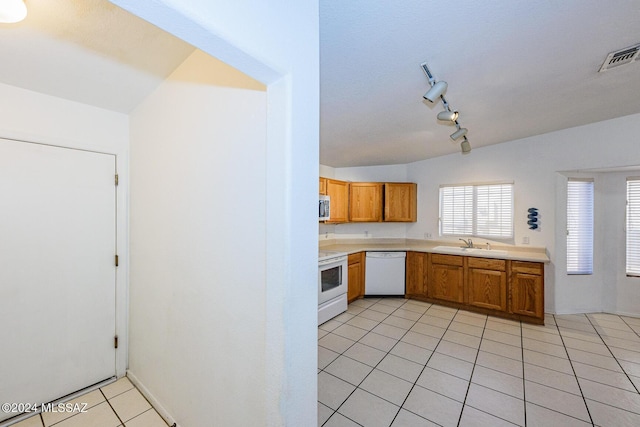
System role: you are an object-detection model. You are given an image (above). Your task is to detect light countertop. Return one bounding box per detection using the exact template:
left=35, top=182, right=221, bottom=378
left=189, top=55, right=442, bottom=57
left=319, top=238, right=550, bottom=263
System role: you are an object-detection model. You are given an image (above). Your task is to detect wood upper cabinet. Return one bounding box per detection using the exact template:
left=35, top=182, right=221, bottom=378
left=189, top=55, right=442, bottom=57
left=325, top=179, right=349, bottom=223
left=467, top=257, right=507, bottom=312
left=348, top=252, right=365, bottom=303
left=319, top=178, right=417, bottom=223
left=510, top=261, right=544, bottom=319
left=405, top=251, right=427, bottom=296
left=319, top=177, right=327, bottom=195
left=428, top=254, right=465, bottom=303
left=384, top=183, right=417, bottom=222
left=349, top=182, right=383, bottom=222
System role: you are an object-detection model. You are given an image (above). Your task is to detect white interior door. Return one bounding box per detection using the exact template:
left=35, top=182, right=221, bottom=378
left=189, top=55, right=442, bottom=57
left=0, top=138, right=116, bottom=422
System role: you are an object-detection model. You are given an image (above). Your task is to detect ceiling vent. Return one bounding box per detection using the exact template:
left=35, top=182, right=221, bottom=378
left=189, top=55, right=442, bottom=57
left=599, top=43, right=640, bottom=72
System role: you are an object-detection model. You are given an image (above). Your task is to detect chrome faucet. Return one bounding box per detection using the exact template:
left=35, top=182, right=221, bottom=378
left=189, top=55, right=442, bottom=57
left=459, top=238, right=474, bottom=248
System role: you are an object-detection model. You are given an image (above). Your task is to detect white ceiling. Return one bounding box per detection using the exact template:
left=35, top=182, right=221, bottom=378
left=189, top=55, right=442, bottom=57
left=0, top=0, right=194, bottom=113
left=320, top=0, right=640, bottom=167
left=1, top=1, right=639, bottom=167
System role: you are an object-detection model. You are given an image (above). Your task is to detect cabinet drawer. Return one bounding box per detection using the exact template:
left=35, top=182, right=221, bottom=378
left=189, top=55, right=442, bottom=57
left=348, top=252, right=364, bottom=265
left=468, top=257, right=506, bottom=271
left=511, top=261, right=543, bottom=275
left=431, top=253, right=464, bottom=266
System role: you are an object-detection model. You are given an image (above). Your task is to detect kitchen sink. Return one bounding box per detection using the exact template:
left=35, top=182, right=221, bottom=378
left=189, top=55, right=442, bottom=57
left=431, top=246, right=508, bottom=256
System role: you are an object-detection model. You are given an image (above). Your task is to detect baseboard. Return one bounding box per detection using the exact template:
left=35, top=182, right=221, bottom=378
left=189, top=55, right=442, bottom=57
left=548, top=308, right=640, bottom=319
left=126, top=370, right=179, bottom=427
left=550, top=308, right=603, bottom=315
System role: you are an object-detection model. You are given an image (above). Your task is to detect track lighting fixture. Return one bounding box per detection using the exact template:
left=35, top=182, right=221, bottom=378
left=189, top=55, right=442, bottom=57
left=450, top=127, right=468, bottom=141
left=460, top=137, right=471, bottom=154
left=437, top=110, right=459, bottom=122
left=423, top=81, right=448, bottom=103
left=421, top=61, right=471, bottom=154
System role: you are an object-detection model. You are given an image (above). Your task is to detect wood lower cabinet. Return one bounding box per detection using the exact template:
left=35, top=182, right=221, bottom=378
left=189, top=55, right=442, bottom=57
left=347, top=252, right=365, bottom=303
left=405, top=251, right=427, bottom=296
left=350, top=182, right=383, bottom=222
left=467, top=257, right=507, bottom=312
left=510, top=261, right=544, bottom=319
left=404, top=251, right=545, bottom=324
left=428, top=254, right=465, bottom=303
left=326, top=179, right=349, bottom=223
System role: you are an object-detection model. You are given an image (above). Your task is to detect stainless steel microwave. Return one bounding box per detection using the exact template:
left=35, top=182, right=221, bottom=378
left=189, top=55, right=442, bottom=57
left=319, top=195, right=330, bottom=221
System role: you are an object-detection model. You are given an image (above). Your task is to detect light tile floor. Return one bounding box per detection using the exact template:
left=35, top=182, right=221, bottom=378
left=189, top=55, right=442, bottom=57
left=318, top=298, right=640, bottom=427
left=11, top=377, right=168, bottom=427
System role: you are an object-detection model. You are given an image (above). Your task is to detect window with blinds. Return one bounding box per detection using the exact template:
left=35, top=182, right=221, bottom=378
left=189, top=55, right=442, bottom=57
left=439, top=183, right=513, bottom=238
left=627, top=178, right=640, bottom=276
left=566, top=179, right=594, bottom=275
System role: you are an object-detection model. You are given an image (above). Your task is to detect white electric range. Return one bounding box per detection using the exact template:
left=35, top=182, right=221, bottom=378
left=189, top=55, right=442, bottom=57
left=318, top=250, right=348, bottom=325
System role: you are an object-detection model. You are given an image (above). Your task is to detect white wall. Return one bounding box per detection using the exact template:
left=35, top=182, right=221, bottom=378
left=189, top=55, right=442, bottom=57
left=112, top=1, right=319, bottom=425
left=128, top=51, right=269, bottom=426
left=406, top=113, right=640, bottom=315
left=598, top=172, right=640, bottom=316
left=0, top=81, right=130, bottom=376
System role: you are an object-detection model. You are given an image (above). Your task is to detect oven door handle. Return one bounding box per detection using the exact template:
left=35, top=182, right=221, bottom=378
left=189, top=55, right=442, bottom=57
left=319, top=256, right=347, bottom=267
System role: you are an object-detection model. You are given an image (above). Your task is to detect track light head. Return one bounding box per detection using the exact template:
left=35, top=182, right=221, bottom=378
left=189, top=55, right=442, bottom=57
left=450, top=127, right=468, bottom=141
left=437, top=110, right=459, bottom=122
left=460, top=138, right=471, bottom=154
left=423, top=81, right=447, bottom=102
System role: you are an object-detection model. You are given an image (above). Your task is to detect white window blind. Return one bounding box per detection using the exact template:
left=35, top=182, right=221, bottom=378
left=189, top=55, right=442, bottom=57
left=440, top=185, right=473, bottom=235
left=439, top=183, right=513, bottom=238
left=566, top=179, right=594, bottom=275
left=627, top=178, right=640, bottom=276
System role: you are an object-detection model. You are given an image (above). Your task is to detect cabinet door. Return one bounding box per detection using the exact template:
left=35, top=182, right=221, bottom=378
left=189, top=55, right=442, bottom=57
left=348, top=252, right=364, bottom=303
left=405, top=251, right=426, bottom=296
left=384, top=183, right=417, bottom=222
left=510, top=271, right=543, bottom=319
left=319, top=177, right=327, bottom=195
left=326, top=179, right=349, bottom=223
left=428, top=255, right=464, bottom=303
left=468, top=268, right=507, bottom=311
left=350, top=182, right=382, bottom=222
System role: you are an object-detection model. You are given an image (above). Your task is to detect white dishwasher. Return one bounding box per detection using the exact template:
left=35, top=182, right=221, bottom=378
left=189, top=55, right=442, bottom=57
left=365, top=252, right=406, bottom=295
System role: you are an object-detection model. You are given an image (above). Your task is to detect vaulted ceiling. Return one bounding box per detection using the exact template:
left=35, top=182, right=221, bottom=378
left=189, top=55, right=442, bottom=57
left=0, top=0, right=193, bottom=113
left=1, top=1, right=639, bottom=167
left=320, top=0, right=640, bottom=166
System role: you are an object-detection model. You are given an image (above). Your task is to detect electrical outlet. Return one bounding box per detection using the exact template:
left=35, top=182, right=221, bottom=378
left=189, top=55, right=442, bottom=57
left=522, top=236, right=530, bottom=244
left=424, top=232, right=432, bottom=239
left=364, top=231, right=369, bottom=238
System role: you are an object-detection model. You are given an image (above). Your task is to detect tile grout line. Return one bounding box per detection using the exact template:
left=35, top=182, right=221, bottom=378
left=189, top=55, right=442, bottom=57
left=99, top=389, right=125, bottom=427
left=520, top=318, right=527, bottom=427
left=620, top=316, right=640, bottom=341
left=367, top=301, right=463, bottom=423
left=583, top=314, right=640, bottom=395
left=455, top=313, right=488, bottom=427
left=361, top=299, right=443, bottom=426
left=319, top=302, right=385, bottom=427
left=320, top=307, right=640, bottom=427
left=552, top=314, right=595, bottom=426
left=389, top=304, right=459, bottom=427
left=321, top=298, right=428, bottom=427
left=356, top=300, right=425, bottom=426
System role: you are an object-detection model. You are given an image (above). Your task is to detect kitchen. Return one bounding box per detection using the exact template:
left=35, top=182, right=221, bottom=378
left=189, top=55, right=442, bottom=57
left=2, top=1, right=640, bottom=426
left=316, top=122, right=640, bottom=425
left=315, top=1, right=640, bottom=425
